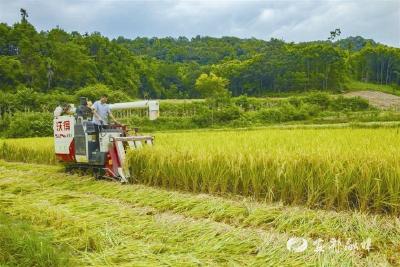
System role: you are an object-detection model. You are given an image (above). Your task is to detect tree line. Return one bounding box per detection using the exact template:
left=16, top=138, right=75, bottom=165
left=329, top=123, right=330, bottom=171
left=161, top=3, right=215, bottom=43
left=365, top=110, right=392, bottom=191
left=0, top=13, right=399, bottom=102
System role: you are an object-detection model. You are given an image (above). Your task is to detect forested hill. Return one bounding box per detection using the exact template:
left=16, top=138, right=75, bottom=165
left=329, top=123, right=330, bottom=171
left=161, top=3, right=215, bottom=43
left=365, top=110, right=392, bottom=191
left=0, top=18, right=399, bottom=101
left=114, top=35, right=377, bottom=64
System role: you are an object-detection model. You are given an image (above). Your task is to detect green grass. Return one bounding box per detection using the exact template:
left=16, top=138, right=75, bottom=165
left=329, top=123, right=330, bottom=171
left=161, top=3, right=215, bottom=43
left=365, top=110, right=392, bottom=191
left=0, top=213, right=72, bottom=267
left=346, top=80, right=399, bottom=96
left=0, top=160, right=398, bottom=266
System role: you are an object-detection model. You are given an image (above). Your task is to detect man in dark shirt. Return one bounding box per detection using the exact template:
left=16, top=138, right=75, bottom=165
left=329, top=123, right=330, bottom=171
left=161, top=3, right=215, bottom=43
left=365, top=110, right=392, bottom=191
left=76, top=97, right=93, bottom=120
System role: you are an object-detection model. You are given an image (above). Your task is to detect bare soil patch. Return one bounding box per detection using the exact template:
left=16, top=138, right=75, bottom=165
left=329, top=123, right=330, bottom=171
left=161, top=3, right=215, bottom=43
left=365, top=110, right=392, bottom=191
left=344, top=90, right=400, bottom=110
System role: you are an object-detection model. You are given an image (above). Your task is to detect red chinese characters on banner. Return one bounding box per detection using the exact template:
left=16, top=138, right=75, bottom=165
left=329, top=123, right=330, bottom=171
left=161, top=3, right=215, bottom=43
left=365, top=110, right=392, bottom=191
left=55, top=119, right=73, bottom=138
left=56, top=121, right=63, bottom=131
left=63, top=120, right=70, bottom=131
left=56, top=120, right=71, bottom=132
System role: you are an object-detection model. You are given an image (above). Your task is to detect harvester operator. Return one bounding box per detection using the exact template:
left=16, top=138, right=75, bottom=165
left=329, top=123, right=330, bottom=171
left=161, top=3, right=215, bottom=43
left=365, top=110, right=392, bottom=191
left=76, top=97, right=93, bottom=122
left=54, top=103, right=73, bottom=117
left=92, top=94, right=120, bottom=127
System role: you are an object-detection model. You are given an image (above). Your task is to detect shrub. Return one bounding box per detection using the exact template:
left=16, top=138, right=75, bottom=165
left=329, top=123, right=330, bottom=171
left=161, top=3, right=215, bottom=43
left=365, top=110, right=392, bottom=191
left=108, top=90, right=134, bottom=103
left=258, top=108, right=286, bottom=123
left=298, top=103, right=321, bottom=118
left=191, top=111, right=212, bottom=127
left=213, top=106, right=241, bottom=123
left=234, top=95, right=251, bottom=111
left=0, top=113, right=11, bottom=136
left=191, top=105, right=241, bottom=126
left=6, top=112, right=53, bottom=138
left=258, top=101, right=321, bottom=123
left=287, top=96, right=302, bottom=108
left=303, top=92, right=331, bottom=109
left=330, top=96, right=370, bottom=111
left=75, top=84, right=132, bottom=103
left=127, top=115, right=196, bottom=132
left=75, top=84, right=112, bottom=101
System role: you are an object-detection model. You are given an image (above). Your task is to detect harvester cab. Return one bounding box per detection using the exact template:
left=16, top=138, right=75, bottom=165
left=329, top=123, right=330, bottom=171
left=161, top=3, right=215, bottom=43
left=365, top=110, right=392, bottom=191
left=53, top=98, right=159, bottom=183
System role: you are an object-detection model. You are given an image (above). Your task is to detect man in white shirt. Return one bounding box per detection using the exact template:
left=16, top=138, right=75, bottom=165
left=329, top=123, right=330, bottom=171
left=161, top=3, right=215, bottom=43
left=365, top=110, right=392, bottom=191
left=92, top=94, right=119, bottom=126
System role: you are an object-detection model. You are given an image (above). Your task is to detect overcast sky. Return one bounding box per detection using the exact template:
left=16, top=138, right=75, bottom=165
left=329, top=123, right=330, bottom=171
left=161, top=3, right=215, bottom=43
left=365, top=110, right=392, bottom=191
left=0, top=0, right=399, bottom=47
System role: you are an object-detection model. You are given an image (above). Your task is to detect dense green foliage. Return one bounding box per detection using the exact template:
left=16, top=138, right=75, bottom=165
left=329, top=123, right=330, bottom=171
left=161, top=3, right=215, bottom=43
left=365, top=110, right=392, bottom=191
left=0, top=91, right=373, bottom=137
left=126, top=93, right=372, bottom=132
left=0, top=83, right=132, bottom=115
left=0, top=16, right=399, bottom=102
left=5, top=112, right=53, bottom=138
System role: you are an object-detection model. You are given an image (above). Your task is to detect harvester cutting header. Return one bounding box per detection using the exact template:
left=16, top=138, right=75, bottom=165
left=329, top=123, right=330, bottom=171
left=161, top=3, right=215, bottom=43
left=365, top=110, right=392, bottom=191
left=53, top=95, right=159, bottom=183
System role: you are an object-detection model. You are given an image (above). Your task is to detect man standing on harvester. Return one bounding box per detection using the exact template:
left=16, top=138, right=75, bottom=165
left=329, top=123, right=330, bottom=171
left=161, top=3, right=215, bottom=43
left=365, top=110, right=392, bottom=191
left=92, top=94, right=120, bottom=127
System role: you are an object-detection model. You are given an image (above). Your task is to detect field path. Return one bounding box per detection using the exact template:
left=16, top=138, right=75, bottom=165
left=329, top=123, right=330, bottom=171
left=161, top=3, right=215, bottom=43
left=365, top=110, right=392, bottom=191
left=0, top=161, right=399, bottom=266
left=344, top=90, right=400, bottom=109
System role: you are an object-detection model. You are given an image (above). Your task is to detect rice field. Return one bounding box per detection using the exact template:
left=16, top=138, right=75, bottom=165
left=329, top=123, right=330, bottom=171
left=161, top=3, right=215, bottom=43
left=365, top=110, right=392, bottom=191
left=1, top=128, right=400, bottom=214
left=0, top=137, right=55, bottom=164
left=128, top=128, right=400, bottom=214
left=0, top=161, right=399, bottom=266
left=1, top=128, right=400, bottom=265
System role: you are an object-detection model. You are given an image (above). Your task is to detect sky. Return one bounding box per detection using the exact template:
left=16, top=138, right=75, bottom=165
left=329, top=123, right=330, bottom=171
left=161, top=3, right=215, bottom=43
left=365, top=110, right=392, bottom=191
left=0, top=0, right=399, bottom=47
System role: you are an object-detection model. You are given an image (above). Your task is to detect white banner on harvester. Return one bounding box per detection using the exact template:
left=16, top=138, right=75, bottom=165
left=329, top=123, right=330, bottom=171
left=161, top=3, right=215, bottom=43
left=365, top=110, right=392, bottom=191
left=53, top=115, right=75, bottom=154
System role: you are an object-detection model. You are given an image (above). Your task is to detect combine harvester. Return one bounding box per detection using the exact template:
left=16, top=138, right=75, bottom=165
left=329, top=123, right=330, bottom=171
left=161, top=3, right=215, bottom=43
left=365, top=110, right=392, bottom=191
left=53, top=98, right=159, bottom=183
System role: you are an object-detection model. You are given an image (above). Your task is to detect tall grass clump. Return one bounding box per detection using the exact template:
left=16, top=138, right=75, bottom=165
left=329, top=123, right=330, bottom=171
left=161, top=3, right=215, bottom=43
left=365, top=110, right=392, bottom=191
left=127, top=128, right=400, bottom=214
left=0, top=137, right=55, bottom=164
